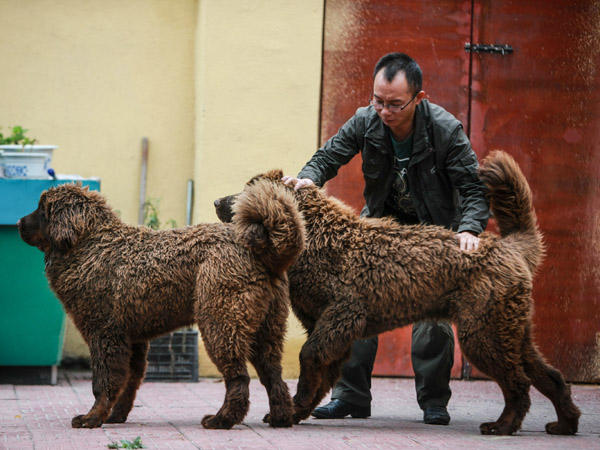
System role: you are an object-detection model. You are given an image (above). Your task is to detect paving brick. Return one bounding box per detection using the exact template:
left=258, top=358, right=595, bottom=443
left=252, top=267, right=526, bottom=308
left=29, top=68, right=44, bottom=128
left=0, top=370, right=598, bottom=449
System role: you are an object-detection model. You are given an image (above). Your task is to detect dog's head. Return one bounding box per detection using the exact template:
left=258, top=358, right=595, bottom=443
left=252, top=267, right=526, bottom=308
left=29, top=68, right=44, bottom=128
left=18, top=183, right=115, bottom=253
left=214, top=169, right=284, bottom=223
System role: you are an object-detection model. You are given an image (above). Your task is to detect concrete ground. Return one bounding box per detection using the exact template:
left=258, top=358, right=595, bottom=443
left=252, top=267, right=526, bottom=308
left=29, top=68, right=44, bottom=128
left=1, top=369, right=598, bottom=449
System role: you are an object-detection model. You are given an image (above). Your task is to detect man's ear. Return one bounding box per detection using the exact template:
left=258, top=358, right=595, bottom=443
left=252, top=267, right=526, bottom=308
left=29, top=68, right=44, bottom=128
left=415, top=90, right=427, bottom=105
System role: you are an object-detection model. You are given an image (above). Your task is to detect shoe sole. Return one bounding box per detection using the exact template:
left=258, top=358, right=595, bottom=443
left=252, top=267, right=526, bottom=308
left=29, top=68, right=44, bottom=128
left=311, top=413, right=347, bottom=419
left=311, top=412, right=370, bottom=419
left=424, top=418, right=450, bottom=425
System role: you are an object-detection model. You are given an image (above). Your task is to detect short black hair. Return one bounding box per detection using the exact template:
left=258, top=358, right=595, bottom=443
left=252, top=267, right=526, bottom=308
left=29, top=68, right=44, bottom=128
left=373, top=53, right=422, bottom=95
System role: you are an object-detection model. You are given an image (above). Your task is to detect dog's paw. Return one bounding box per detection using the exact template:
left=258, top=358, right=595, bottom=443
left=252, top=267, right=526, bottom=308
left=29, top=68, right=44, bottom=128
left=545, top=421, right=577, bottom=435
left=263, top=412, right=293, bottom=428
left=292, top=411, right=309, bottom=424
left=479, top=421, right=514, bottom=435
left=71, top=414, right=103, bottom=428
left=105, top=414, right=127, bottom=424
left=201, top=414, right=234, bottom=430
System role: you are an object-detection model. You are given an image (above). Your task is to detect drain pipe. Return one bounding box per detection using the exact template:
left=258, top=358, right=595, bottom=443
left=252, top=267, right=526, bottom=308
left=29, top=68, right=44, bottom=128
left=138, top=137, right=149, bottom=225
left=186, top=179, right=194, bottom=226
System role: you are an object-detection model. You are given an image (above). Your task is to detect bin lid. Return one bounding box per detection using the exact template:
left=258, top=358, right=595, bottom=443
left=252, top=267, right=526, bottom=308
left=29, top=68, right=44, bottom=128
left=0, top=178, right=100, bottom=225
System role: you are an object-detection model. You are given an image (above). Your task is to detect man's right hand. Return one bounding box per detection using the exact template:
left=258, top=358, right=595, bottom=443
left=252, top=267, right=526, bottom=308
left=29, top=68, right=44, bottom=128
left=282, top=176, right=315, bottom=191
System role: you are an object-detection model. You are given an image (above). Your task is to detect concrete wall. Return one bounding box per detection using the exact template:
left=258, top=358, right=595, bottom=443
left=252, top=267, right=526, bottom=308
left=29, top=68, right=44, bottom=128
left=194, top=0, right=323, bottom=222
left=0, top=0, right=324, bottom=378
left=0, top=0, right=198, bottom=366
left=0, top=0, right=197, bottom=226
left=194, top=0, right=323, bottom=377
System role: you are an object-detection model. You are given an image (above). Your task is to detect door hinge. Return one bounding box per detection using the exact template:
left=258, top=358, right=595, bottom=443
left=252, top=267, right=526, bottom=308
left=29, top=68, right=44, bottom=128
left=464, top=43, right=514, bottom=55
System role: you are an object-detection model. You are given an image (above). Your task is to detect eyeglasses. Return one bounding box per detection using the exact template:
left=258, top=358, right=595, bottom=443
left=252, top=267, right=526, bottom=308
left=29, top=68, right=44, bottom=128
left=370, top=91, right=418, bottom=113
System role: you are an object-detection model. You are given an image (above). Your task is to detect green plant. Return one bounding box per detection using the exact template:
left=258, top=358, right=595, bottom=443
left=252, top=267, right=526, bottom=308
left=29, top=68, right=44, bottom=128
left=143, top=198, right=161, bottom=230
left=0, top=126, right=37, bottom=145
left=143, top=197, right=178, bottom=230
left=107, top=436, right=145, bottom=449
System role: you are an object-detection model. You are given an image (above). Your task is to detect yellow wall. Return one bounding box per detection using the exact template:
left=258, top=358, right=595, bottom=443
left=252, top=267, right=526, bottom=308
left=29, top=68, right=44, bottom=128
left=0, top=0, right=197, bottom=226
left=0, top=0, right=324, bottom=379
left=194, top=0, right=323, bottom=377
left=194, top=0, right=323, bottom=222
left=0, top=0, right=197, bottom=364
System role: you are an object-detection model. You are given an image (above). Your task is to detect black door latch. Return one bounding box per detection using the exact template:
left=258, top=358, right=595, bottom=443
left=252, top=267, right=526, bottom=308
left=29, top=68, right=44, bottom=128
left=464, top=43, right=514, bottom=55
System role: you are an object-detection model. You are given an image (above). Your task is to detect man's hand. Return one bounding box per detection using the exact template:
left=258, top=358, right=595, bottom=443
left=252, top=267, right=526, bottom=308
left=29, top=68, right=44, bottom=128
left=456, top=231, right=480, bottom=252
left=282, top=176, right=315, bottom=191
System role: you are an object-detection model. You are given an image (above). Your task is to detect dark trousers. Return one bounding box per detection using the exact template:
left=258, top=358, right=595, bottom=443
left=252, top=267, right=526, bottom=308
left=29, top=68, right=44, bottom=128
left=331, top=321, right=454, bottom=409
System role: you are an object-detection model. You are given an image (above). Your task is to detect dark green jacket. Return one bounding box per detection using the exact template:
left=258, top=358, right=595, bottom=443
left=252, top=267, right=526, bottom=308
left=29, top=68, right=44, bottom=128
left=298, top=99, right=489, bottom=234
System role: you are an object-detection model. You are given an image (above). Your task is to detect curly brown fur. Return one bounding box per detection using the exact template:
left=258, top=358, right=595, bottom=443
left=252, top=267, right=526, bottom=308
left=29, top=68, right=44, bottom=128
left=18, top=182, right=304, bottom=430
left=215, top=155, right=580, bottom=436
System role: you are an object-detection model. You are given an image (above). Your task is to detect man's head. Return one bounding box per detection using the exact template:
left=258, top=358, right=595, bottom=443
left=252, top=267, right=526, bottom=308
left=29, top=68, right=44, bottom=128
left=373, top=52, right=422, bottom=94
left=371, top=53, right=426, bottom=137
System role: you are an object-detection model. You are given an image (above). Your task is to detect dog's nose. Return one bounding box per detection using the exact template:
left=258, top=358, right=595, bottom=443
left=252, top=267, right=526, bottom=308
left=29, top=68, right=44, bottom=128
left=214, top=198, right=221, bottom=207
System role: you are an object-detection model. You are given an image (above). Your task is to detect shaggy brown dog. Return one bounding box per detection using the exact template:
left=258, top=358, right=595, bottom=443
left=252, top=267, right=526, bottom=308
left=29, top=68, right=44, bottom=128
left=214, top=151, right=580, bottom=435
left=18, top=181, right=304, bottom=430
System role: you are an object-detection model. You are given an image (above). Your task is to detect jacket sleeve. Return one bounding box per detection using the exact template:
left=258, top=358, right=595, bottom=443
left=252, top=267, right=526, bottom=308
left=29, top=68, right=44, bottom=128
left=445, top=127, right=490, bottom=235
left=297, top=113, right=363, bottom=187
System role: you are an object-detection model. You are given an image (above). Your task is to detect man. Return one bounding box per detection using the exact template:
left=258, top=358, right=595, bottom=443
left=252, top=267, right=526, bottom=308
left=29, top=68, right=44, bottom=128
left=283, top=53, right=489, bottom=425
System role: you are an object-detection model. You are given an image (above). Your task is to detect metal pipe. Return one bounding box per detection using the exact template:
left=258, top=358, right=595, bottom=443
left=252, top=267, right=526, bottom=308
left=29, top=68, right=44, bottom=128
left=186, top=179, right=194, bottom=226
left=138, top=137, right=149, bottom=225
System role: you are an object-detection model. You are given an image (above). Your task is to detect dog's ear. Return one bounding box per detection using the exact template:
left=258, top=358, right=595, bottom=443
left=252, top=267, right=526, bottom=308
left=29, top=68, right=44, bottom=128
left=265, top=169, right=284, bottom=181
left=44, top=197, right=84, bottom=251
left=247, top=170, right=284, bottom=186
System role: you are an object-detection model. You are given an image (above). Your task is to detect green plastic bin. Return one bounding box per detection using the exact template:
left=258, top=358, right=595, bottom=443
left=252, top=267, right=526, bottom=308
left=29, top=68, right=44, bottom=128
left=0, top=178, right=100, bottom=384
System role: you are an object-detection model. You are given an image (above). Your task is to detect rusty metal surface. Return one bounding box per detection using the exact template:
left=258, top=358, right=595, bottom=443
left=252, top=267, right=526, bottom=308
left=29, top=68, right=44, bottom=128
left=320, top=0, right=471, bottom=378
left=320, top=0, right=600, bottom=382
left=469, top=0, right=600, bottom=382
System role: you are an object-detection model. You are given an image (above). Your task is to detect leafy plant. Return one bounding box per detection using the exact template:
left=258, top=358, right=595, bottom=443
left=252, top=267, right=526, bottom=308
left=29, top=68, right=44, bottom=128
left=143, top=197, right=178, bottom=230
left=143, top=198, right=161, bottom=230
left=107, top=436, right=145, bottom=449
left=0, top=126, right=37, bottom=145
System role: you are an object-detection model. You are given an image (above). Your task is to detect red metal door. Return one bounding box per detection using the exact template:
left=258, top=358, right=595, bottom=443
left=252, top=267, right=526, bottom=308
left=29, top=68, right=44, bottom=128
left=320, top=0, right=600, bottom=382
left=468, top=0, right=600, bottom=382
left=320, top=0, right=472, bottom=378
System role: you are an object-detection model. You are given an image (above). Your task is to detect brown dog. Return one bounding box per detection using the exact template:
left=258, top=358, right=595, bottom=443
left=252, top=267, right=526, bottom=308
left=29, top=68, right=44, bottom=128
left=214, top=151, right=580, bottom=435
left=18, top=181, right=304, bottom=430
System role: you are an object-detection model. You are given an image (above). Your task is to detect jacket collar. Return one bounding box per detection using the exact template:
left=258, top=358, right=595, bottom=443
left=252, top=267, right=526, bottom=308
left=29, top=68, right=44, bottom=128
left=363, top=106, right=390, bottom=152
left=412, top=100, right=432, bottom=155
left=363, top=101, right=433, bottom=161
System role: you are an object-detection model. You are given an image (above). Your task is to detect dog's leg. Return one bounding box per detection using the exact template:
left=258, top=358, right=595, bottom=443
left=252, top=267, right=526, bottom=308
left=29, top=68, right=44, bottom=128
left=471, top=362, right=532, bottom=435
left=290, top=306, right=343, bottom=414
left=306, top=357, right=346, bottom=414
left=251, top=294, right=294, bottom=428
left=72, top=337, right=131, bottom=428
left=202, top=372, right=251, bottom=429
left=521, top=328, right=580, bottom=435
left=106, top=341, right=149, bottom=424
left=199, top=321, right=252, bottom=429
left=459, top=319, right=532, bottom=435
left=293, top=302, right=366, bottom=423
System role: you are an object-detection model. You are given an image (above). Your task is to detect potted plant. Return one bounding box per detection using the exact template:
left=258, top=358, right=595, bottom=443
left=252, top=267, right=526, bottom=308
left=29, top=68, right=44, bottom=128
left=0, top=126, right=57, bottom=178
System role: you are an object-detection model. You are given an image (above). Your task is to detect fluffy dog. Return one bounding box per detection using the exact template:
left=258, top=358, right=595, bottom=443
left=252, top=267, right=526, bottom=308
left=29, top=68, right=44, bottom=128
left=214, top=151, right=580, bottom=435
left=18, top=181, right=304, bottom=430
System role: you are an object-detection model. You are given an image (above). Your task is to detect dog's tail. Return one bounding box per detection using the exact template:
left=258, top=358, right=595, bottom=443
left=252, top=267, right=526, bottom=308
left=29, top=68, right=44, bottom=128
left=479, top=150, right=545, bottom=275
left=232, top=179, right=305, bottom=276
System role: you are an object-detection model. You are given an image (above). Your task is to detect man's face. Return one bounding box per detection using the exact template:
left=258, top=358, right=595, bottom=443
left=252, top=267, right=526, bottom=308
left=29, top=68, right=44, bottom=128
left=372, top=69, right=422, bottom=130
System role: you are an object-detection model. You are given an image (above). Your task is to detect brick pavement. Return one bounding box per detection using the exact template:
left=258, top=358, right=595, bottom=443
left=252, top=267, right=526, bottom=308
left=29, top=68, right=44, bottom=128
left=1, top=370, right=599, bottom=449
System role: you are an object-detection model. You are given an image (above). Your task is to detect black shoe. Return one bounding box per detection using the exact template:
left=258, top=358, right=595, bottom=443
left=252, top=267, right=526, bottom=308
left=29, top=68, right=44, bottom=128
left=311, top=399, right=371, bottom=419
left=423, top=406, right=450, bottom=425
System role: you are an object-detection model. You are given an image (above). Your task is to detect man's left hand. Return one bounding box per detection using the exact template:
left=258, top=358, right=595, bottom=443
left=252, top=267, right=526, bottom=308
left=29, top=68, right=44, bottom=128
left=456, top=231, right=479, bottom=252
